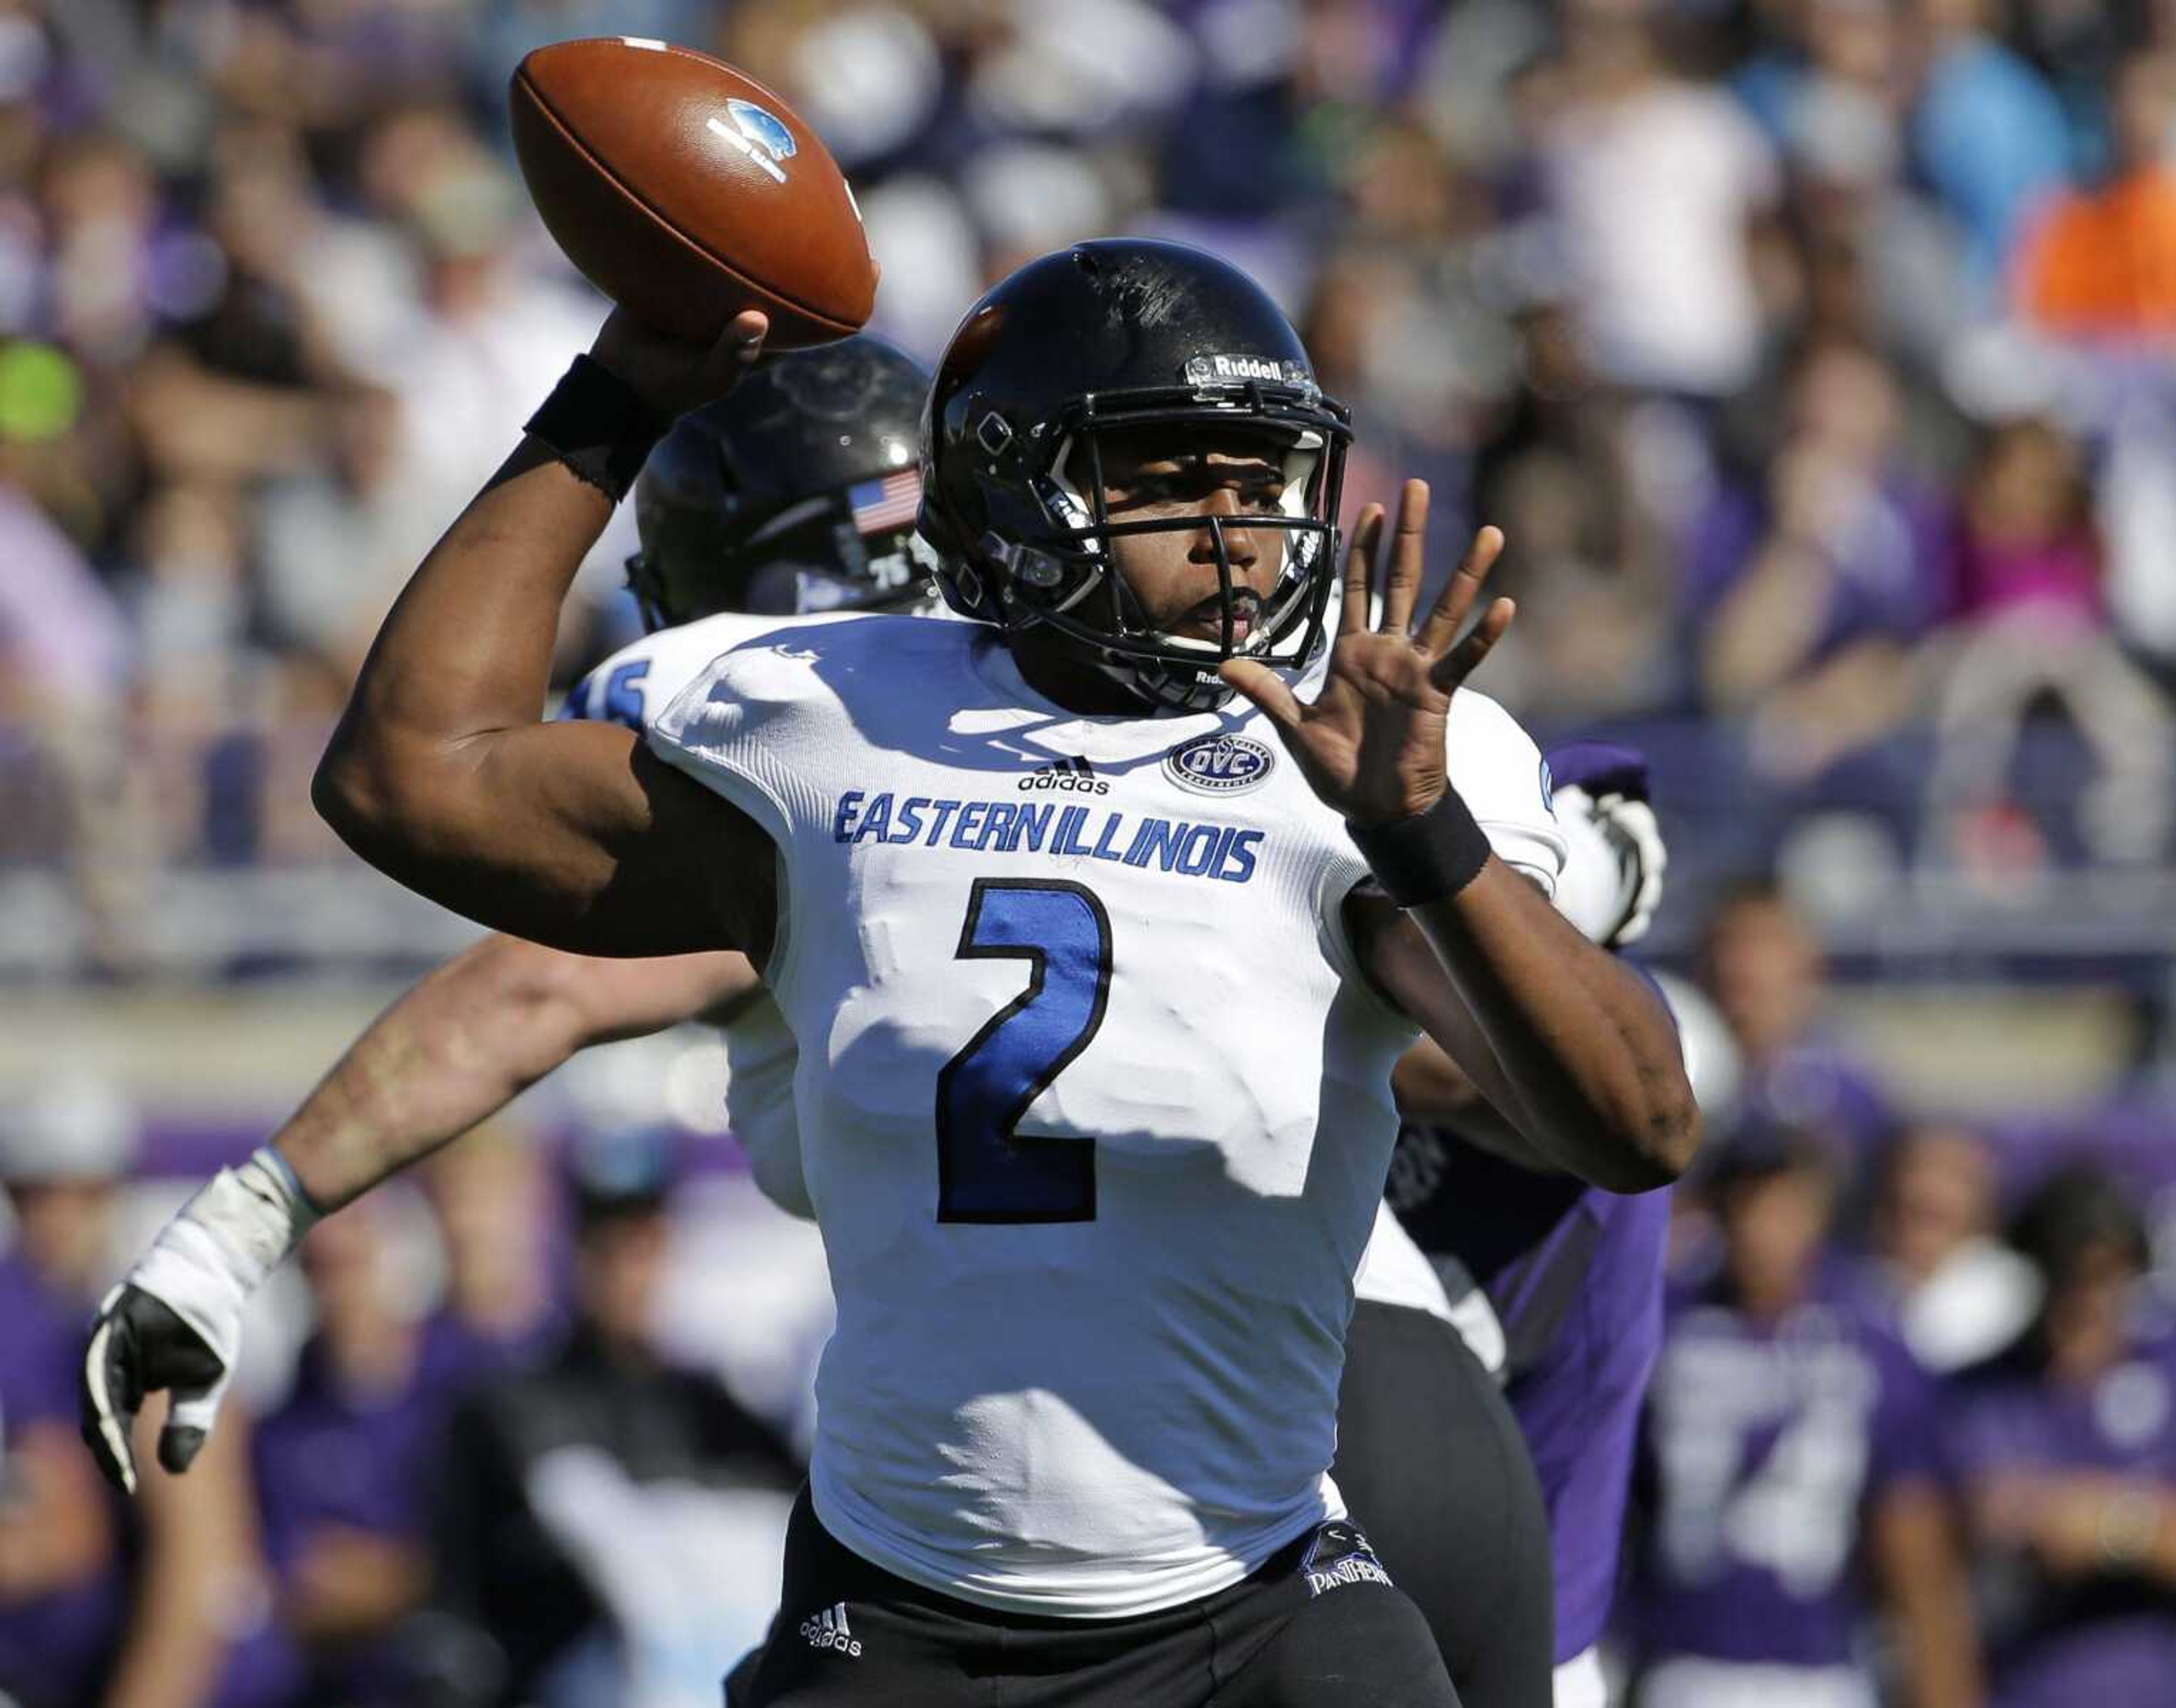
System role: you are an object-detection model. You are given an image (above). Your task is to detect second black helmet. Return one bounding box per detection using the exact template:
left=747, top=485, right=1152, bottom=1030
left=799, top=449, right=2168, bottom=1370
left=630, top=335, right=938, bottom=631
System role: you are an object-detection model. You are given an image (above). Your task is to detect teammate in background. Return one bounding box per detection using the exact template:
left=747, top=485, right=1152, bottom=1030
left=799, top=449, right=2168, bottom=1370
left=82, top=334, right=934, bottom=1498
left=1867, top=1122, right=2039, bottom=1378
left=1349, top=740, right=1673, bottom=1708
left=1942, top=1166, right=2176, bottom=1708
left=110, top=241, right=1697, bottom=1703
left=1623, top=1124, right=1983, bottom=1708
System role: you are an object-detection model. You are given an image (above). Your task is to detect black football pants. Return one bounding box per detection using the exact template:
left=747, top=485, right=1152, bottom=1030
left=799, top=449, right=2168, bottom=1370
left=1332, top=1299, right=1555, bottom=1708
left=728, top=1488, right=1459, bottom=1707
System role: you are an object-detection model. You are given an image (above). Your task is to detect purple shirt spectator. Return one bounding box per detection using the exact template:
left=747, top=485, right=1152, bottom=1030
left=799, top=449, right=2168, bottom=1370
left=1628, top=1261, right=1943, bottom=1669
left=252, top=1310, right=516, bottom=1704
left=1944, top=1323, right=2176, bottom=1708
left=254, top=1322, right=481, bottom=1565
left=1738, top=1038, right=1897, bottom=1169
left=1697, top=884, right=1899, bottom=1169
left=1686, top=472, right=1945, bottom=663
left=0, top=1255, right=129, bottom=1707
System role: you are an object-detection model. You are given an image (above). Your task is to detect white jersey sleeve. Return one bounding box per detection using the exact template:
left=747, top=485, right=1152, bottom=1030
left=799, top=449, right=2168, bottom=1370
left=559, top=610, right=803, bottom=732
left=1443, top=689, right=1565, bottom=898
left=561, top=610, right=836, bottom=1221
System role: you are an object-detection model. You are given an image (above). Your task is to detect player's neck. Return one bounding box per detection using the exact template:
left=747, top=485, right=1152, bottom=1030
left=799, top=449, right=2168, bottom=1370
left=1009, top=629, right=1158, bottom=719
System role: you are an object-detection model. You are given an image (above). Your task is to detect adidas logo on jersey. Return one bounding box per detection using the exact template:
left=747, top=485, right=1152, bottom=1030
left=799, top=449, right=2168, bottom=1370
left=1018, top=755, right=1109, bottom=794
left=800, top=1603, right=862, bottom=1658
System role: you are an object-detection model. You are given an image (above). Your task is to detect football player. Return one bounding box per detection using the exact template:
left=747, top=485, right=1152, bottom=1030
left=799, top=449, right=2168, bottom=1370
left=228, top=241, right=1698, bottom=1704
left=79, top=334, right=936, bottom=1486
left=1352, top=743, right=1677, bottom=1708
left=86, top=322, right=1642, bottom=1708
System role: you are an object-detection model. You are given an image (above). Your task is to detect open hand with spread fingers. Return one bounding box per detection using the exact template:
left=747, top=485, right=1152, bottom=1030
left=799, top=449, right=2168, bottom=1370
left=1221, top=479, right=1514, bottom=828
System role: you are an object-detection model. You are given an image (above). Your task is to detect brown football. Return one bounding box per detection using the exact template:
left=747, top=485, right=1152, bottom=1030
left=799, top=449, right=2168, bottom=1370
left=510, top=37, right=876, bottom=348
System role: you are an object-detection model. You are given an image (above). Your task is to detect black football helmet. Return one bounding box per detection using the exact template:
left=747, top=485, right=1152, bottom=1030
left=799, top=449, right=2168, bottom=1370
left=920, top=240, right=1352, bottom=713
left=628, top=335, right=939, bottom=631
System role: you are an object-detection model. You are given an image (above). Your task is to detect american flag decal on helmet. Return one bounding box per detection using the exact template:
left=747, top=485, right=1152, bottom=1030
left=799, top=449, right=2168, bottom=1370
left=849, top=470, right=921, bottom=534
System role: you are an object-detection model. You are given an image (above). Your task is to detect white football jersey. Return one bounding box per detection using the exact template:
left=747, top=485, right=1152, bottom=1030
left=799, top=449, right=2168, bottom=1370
left=564, top=610, right=856, bottom=1218
left=1352, top=1200, right=1456, bottom=1322
left=648, top=614, right=1565, bottom=1617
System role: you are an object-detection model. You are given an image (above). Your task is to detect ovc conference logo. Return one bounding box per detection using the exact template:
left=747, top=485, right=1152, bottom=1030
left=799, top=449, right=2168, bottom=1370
left=1164, top=733, right=1276, bottom=795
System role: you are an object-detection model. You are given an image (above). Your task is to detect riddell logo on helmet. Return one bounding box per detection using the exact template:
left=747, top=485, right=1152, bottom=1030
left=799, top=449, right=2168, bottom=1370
left=1184, top=354, right=1308, bottom=386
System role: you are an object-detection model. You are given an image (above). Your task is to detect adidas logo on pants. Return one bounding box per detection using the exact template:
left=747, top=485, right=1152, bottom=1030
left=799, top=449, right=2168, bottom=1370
left=800, top=1603, right=863, bottom=1658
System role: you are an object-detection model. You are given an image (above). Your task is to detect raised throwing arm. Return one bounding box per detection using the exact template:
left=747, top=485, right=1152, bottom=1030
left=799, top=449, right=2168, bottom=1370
left=87, top=311, right=784, bottom=1498
left=311, top=311, right=778, bottom=961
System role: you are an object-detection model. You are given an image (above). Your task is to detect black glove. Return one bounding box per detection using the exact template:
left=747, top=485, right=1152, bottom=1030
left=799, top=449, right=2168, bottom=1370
left=80, top=1283, right=230, bottom=1495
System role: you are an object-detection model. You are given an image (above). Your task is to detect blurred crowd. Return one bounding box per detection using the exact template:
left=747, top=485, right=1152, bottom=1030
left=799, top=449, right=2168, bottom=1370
left=10, top=1, right=2176, bottom=1705
left=10, top=0, right=2176, bottom=971
left=6, top=880, right=2176, bottom=1706
left=1621, top=889, right=2176, bottom=1708
left=0, top=1080, right=822, bottom=1708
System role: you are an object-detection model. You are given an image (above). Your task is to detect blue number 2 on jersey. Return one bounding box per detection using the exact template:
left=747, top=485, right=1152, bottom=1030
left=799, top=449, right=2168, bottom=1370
left=936, top=880, right=1111, bottom=1223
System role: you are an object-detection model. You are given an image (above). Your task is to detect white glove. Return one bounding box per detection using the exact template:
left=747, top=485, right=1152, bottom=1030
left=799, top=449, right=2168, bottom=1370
left=1550, top=784, right=1668, bottom=948
left=80, top=1149, right=317, bottom=1494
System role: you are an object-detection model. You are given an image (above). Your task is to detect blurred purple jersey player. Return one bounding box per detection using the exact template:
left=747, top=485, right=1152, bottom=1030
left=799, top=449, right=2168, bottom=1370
left=1697, top=883, right=1894, bottom=1171
left=3, top=1079, right=299, bottom=1708
left=1366, top=740, right=1676, bottom=1708
left=1943, top=1165, right=2176, bottom=1708
left=1393, top=1135, right=1672, bottom=1704
left=1505, top=1185, right=1669, bottom=1693
left=1624, top=1126, right=1983, bottom=1708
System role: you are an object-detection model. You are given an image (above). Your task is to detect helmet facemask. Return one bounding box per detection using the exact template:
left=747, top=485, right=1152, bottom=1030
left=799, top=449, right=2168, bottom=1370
left=963, top=384, right=1352, bottom=714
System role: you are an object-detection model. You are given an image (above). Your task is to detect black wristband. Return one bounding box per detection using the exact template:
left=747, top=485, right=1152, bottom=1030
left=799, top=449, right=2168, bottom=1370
left=1347, top=791, right=1492, bottom=908
left=524, top=355, right=674, bottom=503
